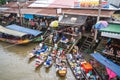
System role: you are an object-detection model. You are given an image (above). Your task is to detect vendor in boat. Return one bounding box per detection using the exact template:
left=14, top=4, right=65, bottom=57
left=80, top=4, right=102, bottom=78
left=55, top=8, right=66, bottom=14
left=36, top=44, right=48, bottom=56
left=53, top=43, right=58, bottom=50
left=48, top=54, right=52, bottom=61
left=66, top=37, right=76, bottom=49
left=56, top=57, right=62, bottom=64
left=70, top=37, right=76, bottom=43
left=39, top=42, right=43, bottom=49
left=51, top=49, right=57, bottom=57
left=29, top=48, right=37, bottom=58
left=37, top=52, right=44, bottom=60
left=74, top=64, right=81, bottom=76
left=60, top=55, right=66, bottom=61
left=61, top=61, right=67, bottom=68
left=53, top=32, right=59, bottom=44
left=45, top=60, right=51, bottom=66
left=31, top=48, right=37, bottom=55
left=45, top=55, right=52, bottom=66
left=60, top=35, right=69, bottom=48
left=57, top=61, right=66, bottom=69
left=67, top=54, right=73, bottom=62
left=61, top=49, right=65, bottom=55
left=49, top=34, right=53, bottom=44
left=71, top=60, right=76, bottom=68
left=56, top=50, right=61, bottom=58
left=60, top=35, right=69, bottom=43
left=35, top=53, right=44, bottom=65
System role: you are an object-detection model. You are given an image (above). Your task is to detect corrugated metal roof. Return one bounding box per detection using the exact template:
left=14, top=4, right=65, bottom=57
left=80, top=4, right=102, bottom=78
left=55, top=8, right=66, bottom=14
left=62, top=9, right=115, bottom=18
left=3, top=8, right=57, bottom=16
left=59, top=14, right=87, bottom=26
left=0, top=25, right=27, bottom=37
left=100, top=23, right=120, bottom=34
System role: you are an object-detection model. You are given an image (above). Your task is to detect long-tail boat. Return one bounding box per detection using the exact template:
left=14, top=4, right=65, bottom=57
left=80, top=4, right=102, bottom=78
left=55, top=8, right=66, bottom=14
left=0, top=25, right=31, bottom=44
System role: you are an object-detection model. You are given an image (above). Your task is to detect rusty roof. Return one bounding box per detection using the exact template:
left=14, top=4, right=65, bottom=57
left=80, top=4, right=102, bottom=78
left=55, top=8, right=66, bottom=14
left=3, top=8, right=114, bottom=18
left=36, top=8, right=57, bottom=16
left=62, top=9, right=114, bottom=18
left=3, top=8, right=57, bottom=16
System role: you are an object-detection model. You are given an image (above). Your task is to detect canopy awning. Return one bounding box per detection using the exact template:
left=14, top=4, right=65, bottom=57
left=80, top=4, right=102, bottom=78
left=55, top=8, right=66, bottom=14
left=91, top=53, right=120, bottom=77
left=0, top=25, right=27, bottom=37
left=59, top=14, right=87, bottom=26
left=24, top=14, right=34, bottom=19
left=99, top=23, right=120, bottom=39
left=6, top=24, right=42, bottom=36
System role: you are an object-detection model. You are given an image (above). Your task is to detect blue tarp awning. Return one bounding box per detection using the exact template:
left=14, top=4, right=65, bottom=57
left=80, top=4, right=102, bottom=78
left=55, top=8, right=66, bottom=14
left=91, top=53, right=120, bottom=77
left=24, top=14, right=34, bottom=19
left=6, top=24, right=42, bottom=36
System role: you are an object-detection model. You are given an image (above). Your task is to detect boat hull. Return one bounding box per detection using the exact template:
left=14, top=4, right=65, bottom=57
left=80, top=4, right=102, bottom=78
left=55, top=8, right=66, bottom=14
left=57, top=70, right=67, bottom=77
left=0, top=38, right=31, bottom=44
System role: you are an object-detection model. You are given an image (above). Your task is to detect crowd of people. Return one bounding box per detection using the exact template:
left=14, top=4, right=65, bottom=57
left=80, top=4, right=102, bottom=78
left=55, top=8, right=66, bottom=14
left=104, top=38, right=120, bottom=57
left=0, top=13, right=57, bottom=30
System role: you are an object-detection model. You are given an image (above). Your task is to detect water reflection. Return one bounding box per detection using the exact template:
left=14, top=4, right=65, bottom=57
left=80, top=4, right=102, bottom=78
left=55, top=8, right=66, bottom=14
left=0, top=42, right=75, bottom=80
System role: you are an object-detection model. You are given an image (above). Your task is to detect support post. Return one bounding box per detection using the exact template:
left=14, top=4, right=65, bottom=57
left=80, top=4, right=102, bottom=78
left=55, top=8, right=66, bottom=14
left=17, top=2, right=22, bottom=25
left=94, top=0, right=102, bottom=41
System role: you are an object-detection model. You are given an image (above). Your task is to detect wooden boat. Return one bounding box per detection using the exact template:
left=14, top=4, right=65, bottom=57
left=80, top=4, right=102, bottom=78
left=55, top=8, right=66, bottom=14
left=28, top=52, right=35, bottom=60
left=44, top=54, right=53, bottom=68
left=32, top=29, right=51, bottom=42
left=44, top=46, right=58, bottom=68
left=0, top=38, right=31, bottom=44
left=28, top=43, right=44, bottom=59
left=66, top=53, right=85, bottom=80
left=34, top=45, right=50, bottom=69
left=0, top=25, right=31, bottom=44
left=5, top=24, right=43, bottom=43
left=67, top=45, right=102, bottom=80
left=35, top=52, right=48, bottom=68
left=32, top=35, right=44, bottom=42
left=55, top=49, right=67, bottom=77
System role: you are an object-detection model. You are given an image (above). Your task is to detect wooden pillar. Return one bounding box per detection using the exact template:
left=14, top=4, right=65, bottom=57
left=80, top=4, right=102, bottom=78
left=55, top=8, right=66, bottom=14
left=94, top=0, right=102, bottom=41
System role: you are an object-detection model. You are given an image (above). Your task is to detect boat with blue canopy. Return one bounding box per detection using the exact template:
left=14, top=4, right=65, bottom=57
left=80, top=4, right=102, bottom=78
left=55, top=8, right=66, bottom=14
left=91, top=53, right=120, bottom=77
left=6, top=24, right=42, bottom=37
left=0, top=25, right=31, bottom=44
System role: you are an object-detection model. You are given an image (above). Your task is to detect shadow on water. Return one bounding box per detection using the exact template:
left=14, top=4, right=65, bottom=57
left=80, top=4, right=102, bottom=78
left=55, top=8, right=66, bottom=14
left=56, top=73, right=66, bottom=80
left=35, top=64, right=43, bottom=72
left=35, top=66, right=41, bottom=73
left=45, top=67, right=51, bottom=73
left=28, top=57, right=35, bottom=64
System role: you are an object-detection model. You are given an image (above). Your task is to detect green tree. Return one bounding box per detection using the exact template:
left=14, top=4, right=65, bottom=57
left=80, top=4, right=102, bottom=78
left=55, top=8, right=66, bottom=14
left=0, top=0, right=6, bottom=5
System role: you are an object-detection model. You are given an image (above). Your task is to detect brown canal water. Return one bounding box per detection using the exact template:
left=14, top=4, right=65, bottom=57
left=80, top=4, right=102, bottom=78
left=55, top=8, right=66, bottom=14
left=0, top=42, right=75, bottom=80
